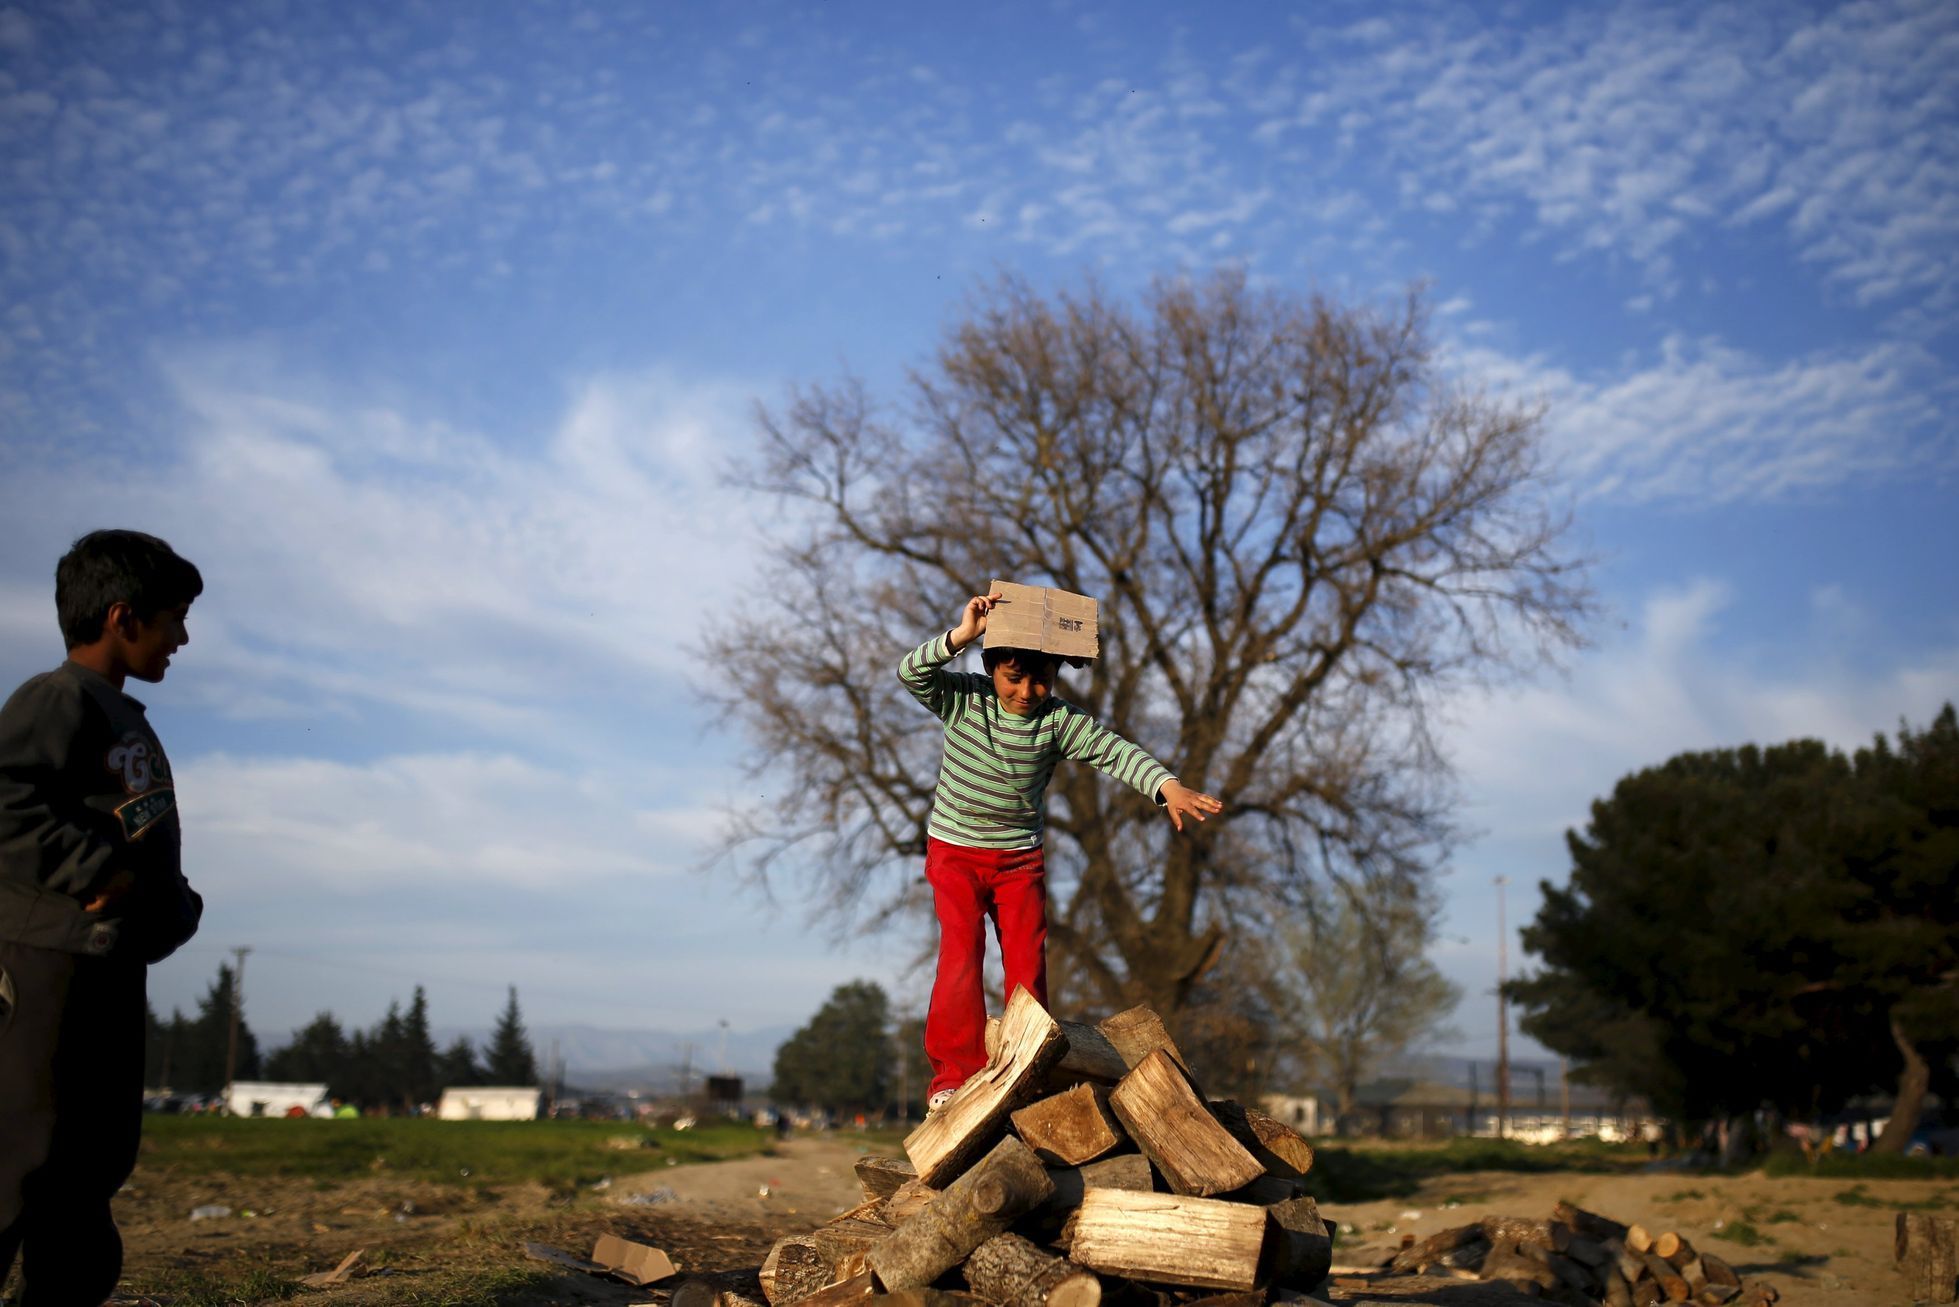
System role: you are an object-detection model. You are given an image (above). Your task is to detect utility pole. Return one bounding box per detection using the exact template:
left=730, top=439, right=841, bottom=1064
left=1560, top=1056, right=1571, bottom=1140
left=1495, top=876, right=1510, bottom=1141
left=223, top=945, right=251, bottom=1115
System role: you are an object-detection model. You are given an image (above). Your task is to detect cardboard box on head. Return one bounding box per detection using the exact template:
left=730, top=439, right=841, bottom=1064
left=984, top=580, right=1099, bottom=662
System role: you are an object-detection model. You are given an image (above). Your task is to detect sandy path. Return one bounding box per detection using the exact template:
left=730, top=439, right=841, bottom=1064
left=608, top=1135, right=871, bottom=1226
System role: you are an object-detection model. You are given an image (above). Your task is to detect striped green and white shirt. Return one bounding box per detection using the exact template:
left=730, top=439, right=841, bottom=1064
left=898, top=633, right=1174, bottom=850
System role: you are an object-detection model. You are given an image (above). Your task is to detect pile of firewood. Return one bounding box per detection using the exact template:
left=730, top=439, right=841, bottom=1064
left=675, top=988, right=1332, bottom=1307
left=1380, top=1201, right=1780, bottom=1307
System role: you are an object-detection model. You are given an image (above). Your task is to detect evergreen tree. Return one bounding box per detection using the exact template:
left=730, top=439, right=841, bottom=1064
left=1510, top=705, right=1959, bottom=1146
left=436, top=1035, right=481, bottom=1090
left=176, top=963, right=259, bottom=1093
left=264, top=1013, right=350, bottom=1092
left=401, top=986, right=440, bottom=1109
left=772, top=981, right=891, bottom=1114
left=484, top=986, right=537, bottom=1084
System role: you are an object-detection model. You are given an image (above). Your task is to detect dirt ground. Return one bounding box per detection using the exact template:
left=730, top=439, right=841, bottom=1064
left=93, top=1137, right=1957, bottom=1306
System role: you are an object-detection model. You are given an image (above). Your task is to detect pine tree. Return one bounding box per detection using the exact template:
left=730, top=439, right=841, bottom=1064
left=401, top=986, right=440, bottom=1109
left=437, top=1035, right=481, bottom=1090
left=264, top=1013, right=350, bottom=1091
left=177, top=963, right=259, bottom=1093
left=484, top=986, right=537, bottom=1084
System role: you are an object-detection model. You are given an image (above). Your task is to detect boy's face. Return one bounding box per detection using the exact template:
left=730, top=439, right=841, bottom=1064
left=991, top=657, right=1054, bottom=715
left=121, top=603, right=191, bottom=683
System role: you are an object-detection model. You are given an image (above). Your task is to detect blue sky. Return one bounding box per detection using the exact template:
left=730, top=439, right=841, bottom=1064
left=1, top=0, right=1954, bottom=1070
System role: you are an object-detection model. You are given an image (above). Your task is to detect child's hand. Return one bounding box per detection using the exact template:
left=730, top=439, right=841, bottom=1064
left=83, top=868, right=137, bottom=915
left=1160, top=780, right=1224, bottom=833
left=949, top=592, right=1004, bottom=650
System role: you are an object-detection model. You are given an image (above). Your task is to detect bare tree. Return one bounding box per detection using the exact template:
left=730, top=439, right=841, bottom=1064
left=1280, top=883, right=1462, bottom=1124
left=704, top=270, right=1589, bottom=1033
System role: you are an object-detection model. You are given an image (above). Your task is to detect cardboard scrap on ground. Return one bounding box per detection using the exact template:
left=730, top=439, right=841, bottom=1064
left=298, top=1248, right=364, bottom=1286
left=522, top=1235, right=678, bottom=1287
left=983, top=580, right=1099, bottom=661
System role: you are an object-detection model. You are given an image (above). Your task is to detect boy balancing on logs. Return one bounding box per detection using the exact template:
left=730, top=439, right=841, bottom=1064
left=898, top=589, right=1222, bottom=1112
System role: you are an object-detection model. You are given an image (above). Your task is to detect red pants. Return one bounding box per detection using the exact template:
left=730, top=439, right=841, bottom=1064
left=923, top=838, right=1048, bottom=1096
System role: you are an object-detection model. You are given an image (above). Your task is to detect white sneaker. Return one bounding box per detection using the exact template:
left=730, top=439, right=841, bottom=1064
left=928, top=1089, right=956, bottom=1113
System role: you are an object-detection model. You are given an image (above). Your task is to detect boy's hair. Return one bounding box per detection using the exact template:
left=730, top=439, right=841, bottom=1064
left=981, top=645, right=1061, bottom=677
left=56, top=530, right=204, bottom=649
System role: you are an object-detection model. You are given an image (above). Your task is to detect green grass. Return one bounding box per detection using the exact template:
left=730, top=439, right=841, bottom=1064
left=1299, top=1137, right=1648, bottom=1203
left=1830, top=1182, right=1959, bottom=1212
left=1718, top=1218, right=1770, bottom=1247
left=132, top=1265, right=303, bottom=1307
left=139, top=1116, right=775, bottom=1187
left=1761, top=1150, right=1959, bottom=1179
left=1660, top=1187, right=1707, bottom=1201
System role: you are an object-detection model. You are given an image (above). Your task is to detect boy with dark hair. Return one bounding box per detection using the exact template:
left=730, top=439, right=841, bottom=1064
left=1, top=529, right=205, bottom=1303
left=899, top=590, right=1221, bottom=1111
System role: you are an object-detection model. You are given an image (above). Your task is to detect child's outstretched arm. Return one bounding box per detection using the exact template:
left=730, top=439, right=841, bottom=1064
left=1157, top=779, right=1224, bottom=833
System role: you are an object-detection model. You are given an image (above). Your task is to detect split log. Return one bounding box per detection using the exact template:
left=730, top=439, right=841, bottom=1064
left=1013, top=1084, right=1126, bottom=1166
left=1630, top=1278, right=1663, bottom=1307
left=1097, top=1006, right=1190, bottom=1076
left=1600, top=1266, right=1634, bottom=1307
left=1695, top=1287, right=1740, bottom=1306
left=1262, top=1194, right=1334, bottom=1292
left=1216, top=1173, right=1305, bottom=1206
left=868, top=1135, right=1054, bottom=1292
left=1209, top=1099, right=1315, bottom=1178
left=963, top=1232, right=1102, bottom=1307
left=1564, top=1234, right=1613, bottom=1270
left=881, top=1178, right=941, bottom=1228
left=905, top=987, right=1067, bottom=1186
left=1055, top=1019, right=1131, bottom=1084
left=760, top=1223, right=889, bottom=1305
left=1031, top=1153, right=1156, bottom=1242
left=1489, top=1216, right=1568, bottom=1256
left=1390, top=1224, right=1485, bottom=1273
left=1626, top=1224, right=1655, bottom=1254
left=1653, top=1231, right=1696, bottom=1268
left=1066, top=1188, right=1268, bottom=1292
left=1698, top=1253, right=1741, bottom=1289
left=1107, top=1049, right=1262, bottom=1197
left=789, top=1271, right=876, bottom=1307
left=1897, top=1212, right=1959, bottom=1304
left=855, top=1156, right=918, bottom=1203
left=1633, top=1250, right=1691, bottom=1303
left=1483, top=1240, right=1559, bottom=1293
left=1556, top=1200, right=1629, bottom=1244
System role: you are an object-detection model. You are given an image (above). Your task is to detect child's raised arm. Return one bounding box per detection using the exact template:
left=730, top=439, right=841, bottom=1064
left=947, top=591, right=1004, bottom=652
left=1157, top=779, right=1224, bottom=833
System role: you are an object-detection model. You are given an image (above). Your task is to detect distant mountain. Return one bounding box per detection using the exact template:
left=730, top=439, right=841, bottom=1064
left=430, top=1020, right=794, bottom=1092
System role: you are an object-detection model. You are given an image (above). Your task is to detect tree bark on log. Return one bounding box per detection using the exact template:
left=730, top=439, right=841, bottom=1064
left=869, top=1135, right=1055, bottom=1292
left=1262, top=1194, right=1333, bottom=1292
left=963, top=1233, right=1103, bottom=1307
left=1698, top=1253, right=1741, bottom=1289
left=1896, top=1212, right=1959, bottom=1303
left=1555, top=1201, right=1629, bottom=1244
left=760, top=1224, right=889, bottom=1305
left=1389, top=1224, right=1484, bottom=1273
left=1210, top=1099, right=1315, bottom=1179
left=1633, top=1250, right=1691, bottom=1302
left=1107, top=1050, right=1263, bottom=1197
left=881, top=1178, right=942, bottom=1228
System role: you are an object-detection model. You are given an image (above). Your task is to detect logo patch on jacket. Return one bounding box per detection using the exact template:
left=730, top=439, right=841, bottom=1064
left=105, top=732, right=170, bottom=793
left=115, top=788, right=176, bottom=840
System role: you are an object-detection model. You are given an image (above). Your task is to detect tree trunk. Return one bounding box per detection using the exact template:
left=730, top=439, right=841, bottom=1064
left=1871, top=1014, right=1930, bottom=1155
left=1896, top=1213, right=1959, bottom=1303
